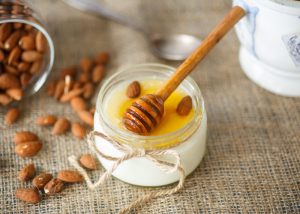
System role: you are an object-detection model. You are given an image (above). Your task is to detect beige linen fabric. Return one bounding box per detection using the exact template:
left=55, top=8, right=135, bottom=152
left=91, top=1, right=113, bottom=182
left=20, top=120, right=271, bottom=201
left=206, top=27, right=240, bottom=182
left=1, top=0, right=299, bottom=213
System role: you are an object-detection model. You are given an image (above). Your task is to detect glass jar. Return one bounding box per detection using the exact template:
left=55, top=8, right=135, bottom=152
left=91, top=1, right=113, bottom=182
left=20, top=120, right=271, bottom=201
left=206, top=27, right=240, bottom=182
left=0, top=0, right=54, bottom=103
left=94, top=63, right=207, bottom=186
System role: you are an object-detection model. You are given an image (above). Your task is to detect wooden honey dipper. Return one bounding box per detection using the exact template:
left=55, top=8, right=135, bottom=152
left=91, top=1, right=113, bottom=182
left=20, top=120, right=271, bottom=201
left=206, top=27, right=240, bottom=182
left=123, top=6, right=246, bottom=135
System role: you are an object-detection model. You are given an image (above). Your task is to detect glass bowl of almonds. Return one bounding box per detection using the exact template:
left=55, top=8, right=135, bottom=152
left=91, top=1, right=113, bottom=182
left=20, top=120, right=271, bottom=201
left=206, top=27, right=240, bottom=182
left=0, top=0, right=55, bottom=106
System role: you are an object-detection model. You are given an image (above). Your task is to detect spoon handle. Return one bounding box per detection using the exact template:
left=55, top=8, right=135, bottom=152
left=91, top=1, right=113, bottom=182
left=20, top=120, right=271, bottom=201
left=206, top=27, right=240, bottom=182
left=156, top=6, right=246, bottom=101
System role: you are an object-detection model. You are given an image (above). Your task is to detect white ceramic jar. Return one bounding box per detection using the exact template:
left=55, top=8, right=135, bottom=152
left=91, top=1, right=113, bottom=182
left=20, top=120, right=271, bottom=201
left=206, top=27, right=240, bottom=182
left=234, top=0, right=300, bottom=96
left=94, top=64, right=207, bottom=186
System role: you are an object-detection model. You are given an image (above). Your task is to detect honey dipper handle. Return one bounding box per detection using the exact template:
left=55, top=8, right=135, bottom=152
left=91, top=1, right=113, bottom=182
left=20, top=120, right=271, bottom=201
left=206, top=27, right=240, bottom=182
left=156, top=6, right=246, bottom=101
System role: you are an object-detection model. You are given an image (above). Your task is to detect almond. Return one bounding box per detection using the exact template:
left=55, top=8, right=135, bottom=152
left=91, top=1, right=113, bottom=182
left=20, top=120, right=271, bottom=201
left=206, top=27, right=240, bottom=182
left=79, top=154, right=97, bottom=170
left=14, top=131, right=38, bottom=144
left=35, top=31, right=47, bottom=52
left=18, top=62, right=31, bottom=72
left=15, top=188, right=40, bottom=203
left=46, top=80, right=57, bottom=96
left=54, top=80, right=65, bottom=100
left=78, top=72, right=90, bottom=83
left=0, top=23, right=12, bottom=42
left=30, top=60, right=43, bottom=74
left=72, top=81, right=82, bottom=90
left=6, top=88, right=23, bottom=100
left=32, top=173, right=53, bottom=189
left=36, top=114, right=57, bottom=126
left=4, top=65, right=19, bottom=75
left=0, top=93, right=12, bottom=105
left=59, top=88, right=83, bottom=103
left=8, top=46, right=21, bottom=64
left=0, top=49, right=4, bottom=62
left=18, top=163, right=36, bottom=182
left=5, top=107, right=20, bottom=125
left=176, top=96, right=192, bottom=116
left=60, top=65, right=76, bottom=80
left=52, top=117, right=70, bottom=135
left=71, top=122, right=86, bottom=139
left=15, top=141, right=42, bottom=157
left=77, top=110, right=94, bottom=127
left=19, top=35, right=35, bottom=50
left=57, top=170, right=83, bottom=183
left=13, top=23, right=23, bottom=29
left=44, top=178, right=65, bottom=195
left=0, top=73, right=20, bottom=89
left=4, top=30, right=21, bottom=50
left=20, top=73, right=32, bottom=87
left=95, top=52, right=109, bottom=65
left=126, top=81, right=141, bottom=98
left=82, top=82, right=94, bottom=99
left=80, top=57, right=93, bottom=73
left=92, top=65, right=104, bottom=83
left=21, top=51, right=43, bottom=62
left=70, top=96, right=87, bottom=112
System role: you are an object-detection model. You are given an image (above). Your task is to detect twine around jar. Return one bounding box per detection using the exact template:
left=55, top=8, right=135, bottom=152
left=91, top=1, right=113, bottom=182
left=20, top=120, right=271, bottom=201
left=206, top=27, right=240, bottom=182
left=68, top=131, right=186, bottom=214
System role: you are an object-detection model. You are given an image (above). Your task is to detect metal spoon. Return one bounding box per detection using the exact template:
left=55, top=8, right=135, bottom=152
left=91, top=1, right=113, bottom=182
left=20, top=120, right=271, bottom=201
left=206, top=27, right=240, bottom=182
left=63, top=0, right=202, bottom=61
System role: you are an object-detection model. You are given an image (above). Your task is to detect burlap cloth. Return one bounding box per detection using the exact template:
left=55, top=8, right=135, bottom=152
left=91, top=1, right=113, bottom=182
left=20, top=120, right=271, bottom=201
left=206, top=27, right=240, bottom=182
left=1, top=0, right=299, bottom=213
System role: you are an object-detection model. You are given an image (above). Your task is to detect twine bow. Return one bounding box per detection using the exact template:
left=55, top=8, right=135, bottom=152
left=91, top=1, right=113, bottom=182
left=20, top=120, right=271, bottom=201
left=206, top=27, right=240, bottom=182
left=68, top=131, right=186, bottom=214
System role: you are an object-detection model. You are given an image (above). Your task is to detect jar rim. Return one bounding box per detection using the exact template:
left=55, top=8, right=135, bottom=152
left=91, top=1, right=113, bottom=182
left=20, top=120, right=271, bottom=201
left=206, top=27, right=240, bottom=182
left=96, top=63, right=205, bottom=150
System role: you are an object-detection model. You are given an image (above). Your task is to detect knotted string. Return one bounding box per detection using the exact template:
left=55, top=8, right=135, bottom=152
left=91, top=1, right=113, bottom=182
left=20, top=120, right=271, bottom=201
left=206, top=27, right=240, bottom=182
left=68, top=131, right=186, bottom=214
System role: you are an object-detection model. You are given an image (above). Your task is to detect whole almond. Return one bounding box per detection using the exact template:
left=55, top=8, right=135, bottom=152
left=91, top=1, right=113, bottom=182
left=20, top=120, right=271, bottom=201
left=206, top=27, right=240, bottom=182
left=20, top=73, right=32, bottom=87
left=18, top=163, right=36, bottom=182
left=44, top=178, right=65, bottom=195
left=52, top=117, right=70, bottom=135
left=126, top=81, right=141, bottom=98
left=92, top=65, right=104, bottom=83
left=30, top=60, right=43, bottom=74
left=59, top=88, right=83, bottom=103
left=21, top=51, right=43, bottom=62
left=0, top=23, right=12, bottom=42
left=95, top=52, right=109, bottom=65
left=54, top=80, right=65, bottom=100
left=35, top=31, right=47, bottom=52
left=0, top=73, right=20, bottom=89
left=77, top=110, right=94, bottom=127
left=71, top=122, right=86, bottom=139
left=8, top=46, right=21, bottom=64
left=15, top=188, right=40, bottom=203
left=6, top=88, right=23, bottom=100
left=72, top=81, right=82, bottom=90
left=79, top=154, right=97, bottom=170
left=82, top=82, right=94, bottom=99
left=57, top=170, right=83, bottom=183
left=32, top=173, right=53, bottom=189
left=4, top=30, right=21, bottom=50
left=36, top=114, right=57, bottom=126
left=14, top=131, right=38, bottom=144
left=5, top=65, right=19, bottom=75
left=19, top=35, right=35, bottom=50
left=80, top=57, right=93, bottom=73
left=176, top=96, right=192, bottom=116
left=15, top=141, right=42, bottom=157
left=70, top=97, right=87, bottom=112
left=46, top=80, right=57, bottom=96
left=60, top=65, right=76, bottom=80
left=18, top=62, right=31, bottom=72
left=5, top=107, right=19, bottom=125
left=0, top=49, right=4, bottom=62
left=0, top=93, right=12, bottom=105
left=78, top=72, right=90, bottom=83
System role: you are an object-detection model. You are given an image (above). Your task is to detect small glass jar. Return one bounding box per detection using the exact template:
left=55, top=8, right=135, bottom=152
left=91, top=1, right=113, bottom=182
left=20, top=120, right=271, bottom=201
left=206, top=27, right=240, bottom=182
left=94, top=63, right=207, bottom=186
left=0, top=0, right=54, bottom=100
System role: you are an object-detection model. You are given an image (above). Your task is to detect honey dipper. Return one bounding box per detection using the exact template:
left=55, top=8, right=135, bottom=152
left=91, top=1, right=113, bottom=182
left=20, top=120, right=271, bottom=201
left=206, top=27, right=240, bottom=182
left=123, top=6, right=246, bottom=135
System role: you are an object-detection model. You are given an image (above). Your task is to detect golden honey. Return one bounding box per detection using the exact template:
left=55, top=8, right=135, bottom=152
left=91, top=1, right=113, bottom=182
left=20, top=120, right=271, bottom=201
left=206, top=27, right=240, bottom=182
left=107, top=79, right=194, bottom=136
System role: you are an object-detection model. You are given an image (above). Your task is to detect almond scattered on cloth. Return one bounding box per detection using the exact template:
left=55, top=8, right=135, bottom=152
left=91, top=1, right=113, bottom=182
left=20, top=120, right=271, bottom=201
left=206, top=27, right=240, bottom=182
left=14, top=131, right=38, bottom=144
left=32, top=173, right=53, bottom=189
left=57, top=170, right=83, bottom=183
left=79, top=154, right=97, bottom=170
left=52, top=117, right=70, bottom=135
left=18, top=163, right=36, bottom=182
left=36, top=114, right=57, bottom=126
left=15, top=188, right=41, bottom=203
left=15, top=141, right=42, bottom=157
left=44, top=178, right=65, bottom=195
left=5, top=107, right=19, bottom=125
left=71, top=122, right=87, bottom=139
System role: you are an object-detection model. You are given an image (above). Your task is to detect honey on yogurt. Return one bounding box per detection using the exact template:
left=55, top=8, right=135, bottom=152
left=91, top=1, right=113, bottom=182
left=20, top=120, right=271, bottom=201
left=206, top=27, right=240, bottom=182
left=106, top=79, right=195, bottom=136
